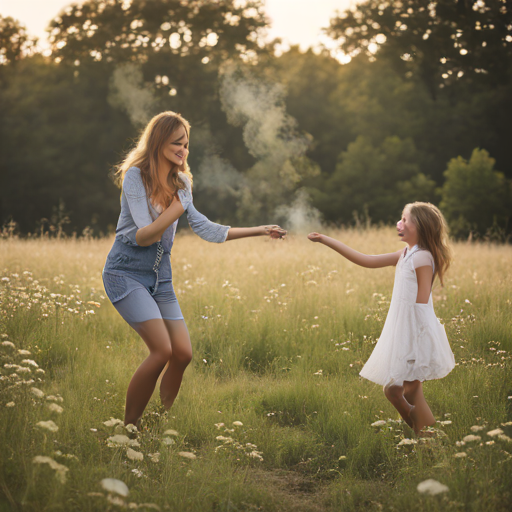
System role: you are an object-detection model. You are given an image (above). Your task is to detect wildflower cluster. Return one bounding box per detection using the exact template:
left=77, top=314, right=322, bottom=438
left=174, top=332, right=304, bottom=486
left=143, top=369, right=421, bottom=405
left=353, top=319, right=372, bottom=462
left=0, top=271, right=103, bottom=321
left=1, top=334, right=73, bottom=483
left=214, top=421, right=263, bottom=462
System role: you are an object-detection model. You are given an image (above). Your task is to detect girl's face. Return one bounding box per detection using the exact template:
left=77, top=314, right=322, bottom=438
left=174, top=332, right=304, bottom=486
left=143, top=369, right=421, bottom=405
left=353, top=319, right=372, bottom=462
left=397, top=208, right=418, bottom=246
left=161, top=125, right=189, bottom=168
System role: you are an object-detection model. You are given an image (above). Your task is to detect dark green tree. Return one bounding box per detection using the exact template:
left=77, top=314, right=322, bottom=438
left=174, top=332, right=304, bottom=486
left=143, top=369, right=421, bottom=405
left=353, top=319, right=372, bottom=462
left=0, top=15, right=37, bottom=65
left=310, top=135, right=436, bottom=224
left=440, top=148, right=511, bottom=238
left=326, top=0, right=512, bottom=98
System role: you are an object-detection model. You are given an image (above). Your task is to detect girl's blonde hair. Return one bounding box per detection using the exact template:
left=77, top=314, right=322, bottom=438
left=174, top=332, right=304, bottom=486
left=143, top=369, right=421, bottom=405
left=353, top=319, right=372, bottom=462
left=115, top=111, right=193, bottom=209
left=405, top=202, right=453, bottom=286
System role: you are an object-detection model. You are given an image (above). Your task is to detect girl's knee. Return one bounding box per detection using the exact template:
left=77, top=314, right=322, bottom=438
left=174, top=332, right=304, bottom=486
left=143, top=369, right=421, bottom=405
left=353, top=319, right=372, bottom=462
left=383, top=384, right=402, bottom=401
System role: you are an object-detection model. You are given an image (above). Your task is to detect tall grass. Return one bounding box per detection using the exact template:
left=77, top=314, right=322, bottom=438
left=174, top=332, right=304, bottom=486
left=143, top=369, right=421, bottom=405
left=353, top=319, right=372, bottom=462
left=1, top=228, right=511, bottom=511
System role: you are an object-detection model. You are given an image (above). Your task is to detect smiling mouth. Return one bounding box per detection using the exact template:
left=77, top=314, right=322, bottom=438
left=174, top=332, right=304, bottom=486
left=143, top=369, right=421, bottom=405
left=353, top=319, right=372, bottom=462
left=175, top=153, right=184, bottom=159
left=398, top=232, right=404, bottom=237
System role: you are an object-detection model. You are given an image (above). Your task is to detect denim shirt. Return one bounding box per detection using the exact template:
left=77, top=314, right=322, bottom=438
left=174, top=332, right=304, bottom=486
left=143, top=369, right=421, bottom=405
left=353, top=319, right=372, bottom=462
left=114, top=167, right=230, bottom=251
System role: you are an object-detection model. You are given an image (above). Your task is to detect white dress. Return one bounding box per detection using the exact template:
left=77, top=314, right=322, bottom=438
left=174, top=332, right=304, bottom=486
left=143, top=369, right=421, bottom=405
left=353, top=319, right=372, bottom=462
left=359, top=245, right=455, bottom=387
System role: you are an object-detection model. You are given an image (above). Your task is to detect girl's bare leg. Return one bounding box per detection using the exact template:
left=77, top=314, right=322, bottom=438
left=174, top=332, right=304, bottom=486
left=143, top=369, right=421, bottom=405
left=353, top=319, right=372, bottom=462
left=403, top=380, right=435, bottom=434
left=159, top=319, right=192, bottom=409
left=383, top=384, right=414, bottom=428
left=124, top=319, right=173, bottom=426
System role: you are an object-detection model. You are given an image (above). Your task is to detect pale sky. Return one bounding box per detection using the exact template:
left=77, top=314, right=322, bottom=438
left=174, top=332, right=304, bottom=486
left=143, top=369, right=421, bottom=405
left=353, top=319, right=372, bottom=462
left=0, top=0, right=354, bottom=52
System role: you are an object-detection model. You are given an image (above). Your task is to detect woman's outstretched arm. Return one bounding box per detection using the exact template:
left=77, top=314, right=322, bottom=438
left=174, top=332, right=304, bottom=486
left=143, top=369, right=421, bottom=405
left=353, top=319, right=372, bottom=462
left=226, top=225, right=286, bottom=241
left=307, top=232, right=402, bottom=268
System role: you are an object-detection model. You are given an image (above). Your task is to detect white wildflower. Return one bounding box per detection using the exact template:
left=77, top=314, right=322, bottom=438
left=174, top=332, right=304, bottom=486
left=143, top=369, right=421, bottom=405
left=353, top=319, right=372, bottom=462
left=454, top=452, right=467, bottom=458
left=31, top=387, right=45, bottom=398
left=100, top=478, right=129, bottom=497
left=48, top=403, right=64, bottom=414
left=178, top=452, right=196, bottom=460
left=462, top=435, right=481, bottom=443
left=33, top=456, right=69, bottom=483
left=487, top=428, right=504, bottom=437
left=163, top=429, right=178, bottom=436
left=498, top=434, right=512, bottom=442
left=232, top=421, right=243, bottom=427
left=438, top=420, right=452, bottom=426
left=18, top=349, right=31, bottom=355
left=126, top=448, right=143, bottom=461
left=486, top=440, right=495, bottom=445
left=22, top=359, right=38, bottom=367
left=46, top=395, right=64, bottom=402
left=1, top=341, right=15, bottom=348
left=103, top=417, right=123, bottom=427
left=36, top=420, right=59, bottom=433
left=214, top=422, right=225, bottom=429
left=125, top=424, right=138, bottom=434
left=470, top=425, right=484, bottom=432
left=107, top=435, right=140, bottom=447
left=162, top=437, right=175, bottom=445
left=371, top=420, right=387, bottom=427
left=149, top=452, right=160, bottom=463
left=248, top=450, right=263, bottom=461
left=397, top=438, right=417, bottom=446
left=6, top=402, right=15, bottom=407
left=417, top=479, right=449, bottom=495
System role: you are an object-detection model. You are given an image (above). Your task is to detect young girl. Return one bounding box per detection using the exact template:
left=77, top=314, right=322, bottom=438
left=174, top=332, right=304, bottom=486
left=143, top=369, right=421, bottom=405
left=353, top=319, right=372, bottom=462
left=308, top=202, right=455, bottom=435
left=102, top=111, right=285, bottom=427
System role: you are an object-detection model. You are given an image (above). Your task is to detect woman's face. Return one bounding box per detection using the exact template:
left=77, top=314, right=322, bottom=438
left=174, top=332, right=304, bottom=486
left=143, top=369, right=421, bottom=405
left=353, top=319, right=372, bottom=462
left=397, top=208, right=418, bottom=245
left=161, top=125, right=189, bottom=168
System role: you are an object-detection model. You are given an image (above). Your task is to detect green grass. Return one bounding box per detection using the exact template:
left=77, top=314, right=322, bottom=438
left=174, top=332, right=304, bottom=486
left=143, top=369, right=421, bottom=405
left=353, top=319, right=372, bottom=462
left=1, top=229, right=511, bottom=511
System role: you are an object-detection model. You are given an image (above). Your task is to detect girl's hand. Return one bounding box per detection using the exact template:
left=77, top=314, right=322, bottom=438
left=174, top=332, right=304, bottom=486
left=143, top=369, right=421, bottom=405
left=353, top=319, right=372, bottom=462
left=308, top=232, right=324, bottom=243
left=263, top=225, right=287, bottom=239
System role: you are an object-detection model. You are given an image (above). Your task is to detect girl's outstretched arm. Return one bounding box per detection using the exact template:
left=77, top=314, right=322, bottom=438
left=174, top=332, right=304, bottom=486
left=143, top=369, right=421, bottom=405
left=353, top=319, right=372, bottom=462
left=226, top=225, right=286, bottom=241
left=307, top=232, right=402, bottom=268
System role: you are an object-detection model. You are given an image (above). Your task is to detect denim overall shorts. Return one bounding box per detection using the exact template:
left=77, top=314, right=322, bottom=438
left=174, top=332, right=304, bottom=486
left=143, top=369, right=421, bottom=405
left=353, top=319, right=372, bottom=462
left=102, top=238, right=172, bottom=304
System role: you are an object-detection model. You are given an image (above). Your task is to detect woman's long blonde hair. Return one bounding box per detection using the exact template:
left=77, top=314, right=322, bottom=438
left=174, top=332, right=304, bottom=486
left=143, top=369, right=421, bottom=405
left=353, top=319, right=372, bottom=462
left=405, top=202, right=452, bottom=286
left=115, top=111, right=193, bottom=209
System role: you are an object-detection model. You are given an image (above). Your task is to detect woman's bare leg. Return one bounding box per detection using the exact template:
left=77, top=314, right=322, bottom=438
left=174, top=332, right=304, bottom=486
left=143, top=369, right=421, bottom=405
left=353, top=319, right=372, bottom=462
left=383, top=384, right=414, bottom=428
left=159, top=319, right=192, bottom=409
left=124, top=319, right=173, bottom=426
left=403, top=380, right=435, bottom=434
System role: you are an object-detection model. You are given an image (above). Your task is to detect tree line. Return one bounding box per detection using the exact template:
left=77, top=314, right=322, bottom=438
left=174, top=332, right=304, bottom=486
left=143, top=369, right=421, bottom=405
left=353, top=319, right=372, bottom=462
left=1, top=0, right=511, bottom=240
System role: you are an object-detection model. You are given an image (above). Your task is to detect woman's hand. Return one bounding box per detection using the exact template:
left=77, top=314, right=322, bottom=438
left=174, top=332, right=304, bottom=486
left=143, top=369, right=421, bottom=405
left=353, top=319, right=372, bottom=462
left=262, top=225, right=287, bottom=239
left=307, top=232, right=324, bottom=243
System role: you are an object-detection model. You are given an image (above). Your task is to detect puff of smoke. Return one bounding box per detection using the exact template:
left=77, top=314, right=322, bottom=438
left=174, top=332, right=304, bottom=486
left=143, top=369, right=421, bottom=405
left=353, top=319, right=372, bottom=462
left=191, top=126, right=246, bottom=193
left=275, top=189, right=323, bottom=234
left=108, top=63, right=157, bottom=127
left=219, top=65, right=311, bottom=168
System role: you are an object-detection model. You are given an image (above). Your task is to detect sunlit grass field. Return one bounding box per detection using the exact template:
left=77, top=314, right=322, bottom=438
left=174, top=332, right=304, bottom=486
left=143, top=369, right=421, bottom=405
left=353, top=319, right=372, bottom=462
left=1, top=228, right=511, bottom=511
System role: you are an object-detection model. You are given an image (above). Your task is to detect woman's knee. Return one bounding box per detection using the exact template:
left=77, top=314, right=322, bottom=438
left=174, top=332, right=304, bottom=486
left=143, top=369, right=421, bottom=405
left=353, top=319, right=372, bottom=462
left=152, top=345, right=173, bottom=365
left=171, top=348, right=193, bottom=368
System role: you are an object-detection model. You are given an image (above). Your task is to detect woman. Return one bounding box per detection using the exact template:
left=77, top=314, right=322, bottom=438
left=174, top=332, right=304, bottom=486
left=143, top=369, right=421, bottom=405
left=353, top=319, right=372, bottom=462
left=102, top=111, right=285, bottom=427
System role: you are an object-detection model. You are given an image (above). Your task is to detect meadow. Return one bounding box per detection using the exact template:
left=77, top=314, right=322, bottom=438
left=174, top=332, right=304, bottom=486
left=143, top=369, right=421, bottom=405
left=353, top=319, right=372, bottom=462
left=0, top=228, right=511, bottom=511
